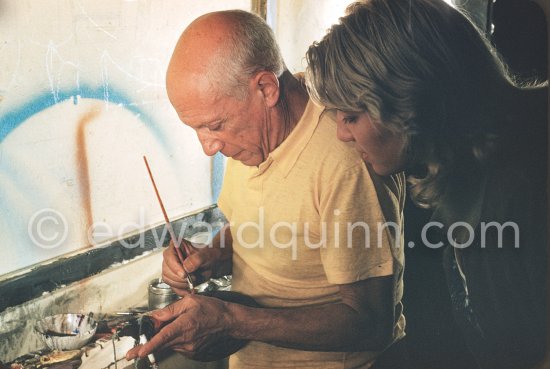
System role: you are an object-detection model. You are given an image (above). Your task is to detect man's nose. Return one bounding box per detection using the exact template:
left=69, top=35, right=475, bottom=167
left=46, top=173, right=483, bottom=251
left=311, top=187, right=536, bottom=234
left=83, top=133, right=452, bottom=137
left=336, top=124, right=354, bottom=142
left=197, top=131, right=223, bottom=156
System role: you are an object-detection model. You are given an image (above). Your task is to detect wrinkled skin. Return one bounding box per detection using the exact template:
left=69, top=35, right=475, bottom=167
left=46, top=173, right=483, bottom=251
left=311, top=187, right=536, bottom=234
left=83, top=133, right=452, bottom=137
left=161, top=240, right=222, bottom=296
left=125, top=294, right=232, bottom=360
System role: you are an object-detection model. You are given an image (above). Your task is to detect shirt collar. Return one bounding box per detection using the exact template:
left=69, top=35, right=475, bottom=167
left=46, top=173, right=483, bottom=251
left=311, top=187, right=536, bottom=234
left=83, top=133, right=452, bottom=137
left=264, top=99, right=326, bottom=178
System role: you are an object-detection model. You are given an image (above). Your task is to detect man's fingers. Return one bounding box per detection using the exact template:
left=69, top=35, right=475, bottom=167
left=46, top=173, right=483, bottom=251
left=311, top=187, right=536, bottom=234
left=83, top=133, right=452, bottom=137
left=151, top=297, right=189, bottom=321
left=180, top=239, right=194, bottom=257
left=163, top=245, right=184, bottom=278
left=125, top=335, right=190, bottom=361
left=125, top=345, right=142, bottom=360
left=164, top=241, right=206, bottom=278
left=161, top=274, right=188, bottom=291
left=171, top=287, right=191, bottom=297
left=136, top=324, right=179, bottom=358
left=162, top=262, right=183, bottom=283
left=182, top=249, right=208, bottom=273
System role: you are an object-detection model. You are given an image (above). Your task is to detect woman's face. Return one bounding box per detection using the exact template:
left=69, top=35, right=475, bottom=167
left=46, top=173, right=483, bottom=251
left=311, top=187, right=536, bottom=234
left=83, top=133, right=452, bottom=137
left=335, top=110, right=407, bottom=176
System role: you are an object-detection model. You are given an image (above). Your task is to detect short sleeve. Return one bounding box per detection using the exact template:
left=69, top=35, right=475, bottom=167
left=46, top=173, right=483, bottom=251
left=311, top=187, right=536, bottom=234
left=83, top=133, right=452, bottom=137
left=319, top=164, right=400, bottom=285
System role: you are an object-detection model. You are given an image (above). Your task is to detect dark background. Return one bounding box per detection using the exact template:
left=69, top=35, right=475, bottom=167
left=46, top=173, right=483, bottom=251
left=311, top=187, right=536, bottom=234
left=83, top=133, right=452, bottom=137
left=374, top=1, right=548, bottom=368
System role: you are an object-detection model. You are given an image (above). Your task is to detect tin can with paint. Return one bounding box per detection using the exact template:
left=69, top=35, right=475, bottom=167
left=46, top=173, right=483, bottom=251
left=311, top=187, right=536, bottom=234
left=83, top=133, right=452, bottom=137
left=148, top=278, right=179, bottom=309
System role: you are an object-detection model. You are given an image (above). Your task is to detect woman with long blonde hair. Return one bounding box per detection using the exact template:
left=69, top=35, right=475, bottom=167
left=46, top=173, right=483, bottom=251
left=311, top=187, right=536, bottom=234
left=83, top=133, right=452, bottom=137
left=306, top=1, right=547, bottom=368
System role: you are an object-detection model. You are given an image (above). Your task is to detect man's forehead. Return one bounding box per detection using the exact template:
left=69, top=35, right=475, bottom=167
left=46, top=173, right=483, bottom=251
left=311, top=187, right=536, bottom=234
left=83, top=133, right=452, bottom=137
left=166, top=71, right=220, bottom=111
left=166, top=68, right=213, bottom=97
left=175, top=93, right=229, bottom=128
left=177, top=102, right=223, bottom=127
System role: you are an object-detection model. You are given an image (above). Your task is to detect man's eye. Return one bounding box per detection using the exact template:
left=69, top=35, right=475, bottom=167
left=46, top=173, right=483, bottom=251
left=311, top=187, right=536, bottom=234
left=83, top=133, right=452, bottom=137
left=209, top=123, right=222, bottom=131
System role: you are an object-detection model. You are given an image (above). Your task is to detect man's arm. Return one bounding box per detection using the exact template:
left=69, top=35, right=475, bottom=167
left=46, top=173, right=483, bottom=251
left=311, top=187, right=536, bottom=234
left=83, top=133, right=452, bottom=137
left=126, top=274, right=396, bottom=360
left=228, top=275, right=395, bottom=352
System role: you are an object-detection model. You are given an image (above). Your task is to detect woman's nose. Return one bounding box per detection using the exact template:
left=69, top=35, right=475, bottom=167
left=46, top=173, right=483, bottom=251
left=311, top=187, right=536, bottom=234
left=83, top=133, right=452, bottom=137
left=336, top=124, right=354, bottom=142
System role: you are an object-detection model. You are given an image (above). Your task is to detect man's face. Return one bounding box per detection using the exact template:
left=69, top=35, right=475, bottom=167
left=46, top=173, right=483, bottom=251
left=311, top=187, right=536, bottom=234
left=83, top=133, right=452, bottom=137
left=167, top=75, right=269, bottom=167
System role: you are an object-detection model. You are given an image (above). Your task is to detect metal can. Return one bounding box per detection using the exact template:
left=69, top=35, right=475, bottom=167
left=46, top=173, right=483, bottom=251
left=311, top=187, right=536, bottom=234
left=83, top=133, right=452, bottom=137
left=148, top=278, right=179, bottom=310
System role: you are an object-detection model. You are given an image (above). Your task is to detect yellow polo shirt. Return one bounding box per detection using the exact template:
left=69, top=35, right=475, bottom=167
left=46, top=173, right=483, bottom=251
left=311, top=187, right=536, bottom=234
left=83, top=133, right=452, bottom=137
left=218, top=100, right=405, bottom=369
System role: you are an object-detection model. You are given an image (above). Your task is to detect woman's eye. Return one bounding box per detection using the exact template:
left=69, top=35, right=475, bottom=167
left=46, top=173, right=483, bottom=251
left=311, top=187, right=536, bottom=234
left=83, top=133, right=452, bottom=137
left=342, top=116, right=357, bottom=124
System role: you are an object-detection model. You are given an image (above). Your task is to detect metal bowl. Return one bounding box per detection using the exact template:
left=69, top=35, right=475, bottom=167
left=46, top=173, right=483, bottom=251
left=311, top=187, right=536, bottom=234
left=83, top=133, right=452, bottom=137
left=34, top=313, right=97, bottom=350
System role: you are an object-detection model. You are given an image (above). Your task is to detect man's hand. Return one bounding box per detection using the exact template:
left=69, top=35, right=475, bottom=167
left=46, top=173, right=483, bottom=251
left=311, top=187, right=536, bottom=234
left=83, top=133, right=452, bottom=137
left=125, top=294, right=233, bottom=360
left=161, top=240, right=217, bottom=295
left=162, top=226, right=233, bottom=296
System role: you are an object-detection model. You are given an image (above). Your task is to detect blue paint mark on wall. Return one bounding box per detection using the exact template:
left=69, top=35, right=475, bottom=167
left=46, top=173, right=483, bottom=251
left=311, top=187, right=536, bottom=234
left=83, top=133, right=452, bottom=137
left=0, top=85, right=166, bottom=145
left=212, top=152, right=225, bottom=202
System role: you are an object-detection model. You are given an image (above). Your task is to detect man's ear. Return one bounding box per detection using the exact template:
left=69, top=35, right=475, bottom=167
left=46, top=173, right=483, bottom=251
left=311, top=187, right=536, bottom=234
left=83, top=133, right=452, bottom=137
left=254, top=71, right=280, bottom=108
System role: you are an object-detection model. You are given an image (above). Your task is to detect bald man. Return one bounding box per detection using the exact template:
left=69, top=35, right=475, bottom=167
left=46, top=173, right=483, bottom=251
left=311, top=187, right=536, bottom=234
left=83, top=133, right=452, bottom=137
left=126, top=10, right=405, bottom=369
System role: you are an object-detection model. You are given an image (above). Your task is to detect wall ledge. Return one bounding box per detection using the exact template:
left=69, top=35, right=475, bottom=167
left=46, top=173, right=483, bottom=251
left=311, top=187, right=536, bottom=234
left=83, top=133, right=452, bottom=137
left=0, top=205, right=224, bottom=314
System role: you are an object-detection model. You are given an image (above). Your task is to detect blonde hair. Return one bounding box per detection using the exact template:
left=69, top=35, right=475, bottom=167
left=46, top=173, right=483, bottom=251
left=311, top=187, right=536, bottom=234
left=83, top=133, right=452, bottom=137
left=306, top=0, right=534, bottom=208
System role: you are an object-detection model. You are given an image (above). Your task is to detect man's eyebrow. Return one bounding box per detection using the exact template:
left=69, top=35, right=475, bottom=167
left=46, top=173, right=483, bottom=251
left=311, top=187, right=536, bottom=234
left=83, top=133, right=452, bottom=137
left=188, top=119, right=224, bottom=130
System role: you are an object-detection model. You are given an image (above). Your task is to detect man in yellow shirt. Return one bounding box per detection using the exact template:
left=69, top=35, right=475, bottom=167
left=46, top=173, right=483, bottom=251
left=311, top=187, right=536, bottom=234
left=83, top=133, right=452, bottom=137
left=127, top=9, right=405, bottom=369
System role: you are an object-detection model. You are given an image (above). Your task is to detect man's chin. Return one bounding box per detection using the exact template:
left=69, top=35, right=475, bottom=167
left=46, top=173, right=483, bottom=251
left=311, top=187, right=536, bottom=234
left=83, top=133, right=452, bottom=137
left=238, top=158, right=262, bottom=167
left=232, top=152, right=263, bottom=167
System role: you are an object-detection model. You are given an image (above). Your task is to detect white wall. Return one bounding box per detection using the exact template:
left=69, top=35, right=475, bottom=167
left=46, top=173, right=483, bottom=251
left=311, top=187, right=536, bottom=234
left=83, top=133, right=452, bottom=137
left=0, top=0, right=249, bottom=276
left=271, top=0, right=350, bottom=73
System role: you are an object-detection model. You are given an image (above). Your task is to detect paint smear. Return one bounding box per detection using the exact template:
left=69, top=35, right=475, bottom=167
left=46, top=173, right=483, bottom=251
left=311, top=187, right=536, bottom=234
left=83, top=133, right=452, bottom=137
left=76, top=107, right=100, bottom=246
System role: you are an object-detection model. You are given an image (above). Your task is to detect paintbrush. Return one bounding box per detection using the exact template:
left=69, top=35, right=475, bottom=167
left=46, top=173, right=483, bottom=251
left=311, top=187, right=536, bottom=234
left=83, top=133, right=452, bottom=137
left=143, top=156, right=194, bottom=292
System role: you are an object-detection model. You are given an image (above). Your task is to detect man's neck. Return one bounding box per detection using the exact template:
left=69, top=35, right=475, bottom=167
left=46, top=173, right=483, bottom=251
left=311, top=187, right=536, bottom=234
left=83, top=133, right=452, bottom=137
left=270, top=70, right=309, bottom=148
